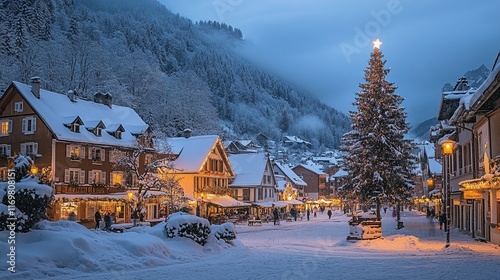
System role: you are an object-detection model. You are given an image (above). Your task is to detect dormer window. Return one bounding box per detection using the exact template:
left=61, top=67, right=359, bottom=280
left=64, top=116, right=84, bottom=133
left=107, top=124, right=125, bottom=140
left=95, top=127, right=102, bottom=137
left=86, top=120, right=105, bottom=137
left=71, top=123, right=80, bottom=133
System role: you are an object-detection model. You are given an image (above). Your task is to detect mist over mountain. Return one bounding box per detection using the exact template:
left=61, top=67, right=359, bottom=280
left=0, top=0, right=350, bottom=150
left=409, top=117, right=438, bottom=142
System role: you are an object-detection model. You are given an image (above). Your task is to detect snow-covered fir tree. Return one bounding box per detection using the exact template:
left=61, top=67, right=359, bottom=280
left=340, top=40, right=416, bottom=218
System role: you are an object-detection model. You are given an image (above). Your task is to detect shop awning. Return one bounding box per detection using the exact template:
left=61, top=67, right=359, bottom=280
left=205, top=195, right=252, bottom=207
left=284, top=199, right=304, bottom=205
left=253, top=201, right=287, bottom=208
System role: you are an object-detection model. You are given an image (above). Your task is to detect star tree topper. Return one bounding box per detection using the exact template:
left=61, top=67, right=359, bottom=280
left=373, top=39, right=382, bottom=49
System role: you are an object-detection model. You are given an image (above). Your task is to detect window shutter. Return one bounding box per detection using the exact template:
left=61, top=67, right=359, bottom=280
left=88, top=171, right=93, bottom=184
left=89, top=147, right=92, bottom=159
left=8, top=120, right=12, bottom=133
left=32, top=117, right=36, bottom=132
left=20, top=143, right=26, bottom=155
left=22, top=118, right=26, bottom=133
left=64, top=169, right=70, bottom=183
left=6, top=145, right=11, bottom=157
left=121, top=172, right=126, bottom=186
left=101, top=149, right=105, bottom=161
left=33, top=143, right=38, bottom=155
left=101, top=171, right=106, bottom=184
left=66, top=145, right=71, bottom=157
left=81, top=146, right=85, bottom=159
left=79, top=170, right=85, bottom=184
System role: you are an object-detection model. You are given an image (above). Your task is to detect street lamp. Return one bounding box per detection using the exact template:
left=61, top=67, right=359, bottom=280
left=427, top=177, right=434, bottom=191
left=441, top=139, right=455, bottom=248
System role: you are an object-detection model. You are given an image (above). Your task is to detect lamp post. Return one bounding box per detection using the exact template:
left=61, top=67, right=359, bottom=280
left=441, top=139, right=455, bottom=248
left=127, top=191, right=136, bottom=225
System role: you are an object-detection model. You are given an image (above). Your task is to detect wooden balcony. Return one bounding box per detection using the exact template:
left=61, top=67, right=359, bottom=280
left=54, top=184, right=126, bottom=194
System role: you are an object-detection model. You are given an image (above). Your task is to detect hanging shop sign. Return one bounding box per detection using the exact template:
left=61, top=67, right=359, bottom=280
left=463, top=190, right=482, bottom=200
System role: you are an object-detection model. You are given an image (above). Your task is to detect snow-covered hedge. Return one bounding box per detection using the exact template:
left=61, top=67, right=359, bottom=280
left=165, top=212, right=211, bottom=245
left=0, top=178, right=54, bottom=232
left=210, top=222, right=236, bottom=244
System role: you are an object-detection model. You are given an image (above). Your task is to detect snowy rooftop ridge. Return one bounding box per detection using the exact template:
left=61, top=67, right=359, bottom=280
left=469, top=61, right=500, bottom=110
left=229, top=153, right=268, bottom=187
left=296, top=164, right=327, bottom=175
left=13, top=81, right=148, bottom=148
left=167, top=135, right=222, bottom=173
left=274, top=162, right=307, bottom=186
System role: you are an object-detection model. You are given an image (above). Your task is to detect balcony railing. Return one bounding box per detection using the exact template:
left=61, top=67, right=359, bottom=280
left=54, top=184, right=125, bottom=194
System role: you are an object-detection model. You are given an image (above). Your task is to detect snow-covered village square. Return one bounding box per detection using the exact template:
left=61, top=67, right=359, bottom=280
left=1, top=1, right=500, bottom=279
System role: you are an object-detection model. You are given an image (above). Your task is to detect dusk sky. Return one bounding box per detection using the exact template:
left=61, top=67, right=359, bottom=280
left=160, top=0, right=500, bottom=125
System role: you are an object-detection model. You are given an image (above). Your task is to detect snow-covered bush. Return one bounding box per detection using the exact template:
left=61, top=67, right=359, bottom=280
left=165, top=212, right=211, bottom=245
left=0, top=178, right=54, bottom=232
left=210, top=222, right=236, bottom=244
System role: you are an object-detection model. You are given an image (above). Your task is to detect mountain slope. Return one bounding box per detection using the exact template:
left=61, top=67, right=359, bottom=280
left=0, top=0, right=350, bottom=149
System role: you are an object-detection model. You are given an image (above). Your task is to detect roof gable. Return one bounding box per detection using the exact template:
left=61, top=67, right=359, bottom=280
left=274, top=162, right=307, bottom=186
left=168, top=135, right=233, bottom=175
left=229, top=153, right=269, bottom=187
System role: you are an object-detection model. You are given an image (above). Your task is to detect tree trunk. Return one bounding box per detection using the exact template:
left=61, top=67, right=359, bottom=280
left=376, top=198, right=381, bottom=221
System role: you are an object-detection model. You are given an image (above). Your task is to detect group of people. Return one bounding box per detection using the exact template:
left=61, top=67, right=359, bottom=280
left=426, top=207, right=447, bottom=230
left=94, top=210, right=114, bottom=231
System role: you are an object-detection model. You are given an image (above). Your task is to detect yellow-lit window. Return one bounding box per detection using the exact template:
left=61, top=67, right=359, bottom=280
left=1, top=122, right=8, bottom=135
left=1, top=120, right=10, bottom=136
left=112, top=172, right=123, bottom=185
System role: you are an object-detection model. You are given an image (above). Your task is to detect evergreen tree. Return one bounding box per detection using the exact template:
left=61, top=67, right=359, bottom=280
left=341, top=40, right=416, bottom=219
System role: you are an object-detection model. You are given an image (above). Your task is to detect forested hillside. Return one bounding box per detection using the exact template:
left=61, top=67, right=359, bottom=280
left=0, top=0, right=350, bottom=149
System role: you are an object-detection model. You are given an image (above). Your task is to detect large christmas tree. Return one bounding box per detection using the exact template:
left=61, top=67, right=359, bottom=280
left=341, top=39, right=416, bottom=219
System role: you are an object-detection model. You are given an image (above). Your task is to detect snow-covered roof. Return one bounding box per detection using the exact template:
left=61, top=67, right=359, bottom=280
left=168, top=135, right=221, bottom=173
left=438, top=83, right=476, bottom=121
left=283, top=135, right=311, bottom=145
left=311, top=156, right=338, bottom=165
left=12, top=81, right=148, bottom=147
left=229, top=153, right=268, bottom=187
left=331, top=168, right=348, bottom=178
left=469, top=61, right=500, bottom=111
left=276, top=179, right=289, bottom=191
left=274, top=162, right=307, bottom=186
left=205, top=194, right=251, bottom=207
left=296, top=164, right=327, bottom=175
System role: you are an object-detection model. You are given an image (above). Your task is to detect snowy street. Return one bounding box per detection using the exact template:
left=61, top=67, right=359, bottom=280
left=3, top=208, right=499, bottom=280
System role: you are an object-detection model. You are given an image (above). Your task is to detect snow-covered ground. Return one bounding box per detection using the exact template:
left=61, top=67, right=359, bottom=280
left=2, top=209, right=500, bottom=280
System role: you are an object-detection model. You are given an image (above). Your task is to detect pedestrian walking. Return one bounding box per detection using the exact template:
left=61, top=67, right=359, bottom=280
left=68, top=211, right=77, bottom=221
left=327, top=209, right=332, bottom=219
left=439, top=212, right=446, bottom=230
left=104, top=212, right=112, bottom=231
left=94, top=210, right=101, bottom=230
left=313, top=206, right=317, bottom=218
left=306, top=208, right=310, bottom=221
left=273, top=207, right=280, bottom=225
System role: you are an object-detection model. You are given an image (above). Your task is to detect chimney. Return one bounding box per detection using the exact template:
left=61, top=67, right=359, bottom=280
left=93, top=92, right=112, bottom=108
left=30, top=77, right=41, bottom=99
left=183, top=128, right=192, bottom=138
left=67, top=89, right=78, bottom=102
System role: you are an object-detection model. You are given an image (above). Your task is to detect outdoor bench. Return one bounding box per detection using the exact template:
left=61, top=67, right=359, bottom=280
left=248, top=219, right=262, bottom=226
